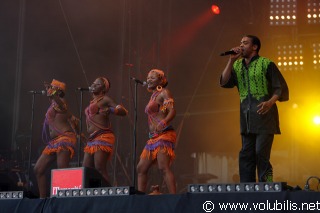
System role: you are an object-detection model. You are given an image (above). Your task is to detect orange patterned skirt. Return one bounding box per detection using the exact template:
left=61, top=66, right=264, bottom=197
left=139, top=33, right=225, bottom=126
left=84, top=130, right=115, bottom=155
left=42, top=132, right=77, bottom=158
left=140, top=130, right=176, bottom=161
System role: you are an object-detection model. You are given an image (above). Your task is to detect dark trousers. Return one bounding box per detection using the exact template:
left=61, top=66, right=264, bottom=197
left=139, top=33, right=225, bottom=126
left=239, top=133, right=274, bottom=182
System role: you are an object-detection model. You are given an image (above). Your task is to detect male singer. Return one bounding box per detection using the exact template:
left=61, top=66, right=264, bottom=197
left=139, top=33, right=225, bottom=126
left=219, top=35, right=289, bottom=182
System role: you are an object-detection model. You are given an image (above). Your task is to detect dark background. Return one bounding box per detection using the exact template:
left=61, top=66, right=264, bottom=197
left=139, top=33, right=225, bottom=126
left=1, top=0, right=319, bottom=194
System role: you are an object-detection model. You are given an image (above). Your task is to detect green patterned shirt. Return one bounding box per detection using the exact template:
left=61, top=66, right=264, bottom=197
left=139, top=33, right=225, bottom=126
left=233, top=57, right=271, bottom=102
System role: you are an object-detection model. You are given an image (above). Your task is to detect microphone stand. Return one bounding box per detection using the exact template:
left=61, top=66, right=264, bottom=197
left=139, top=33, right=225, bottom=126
left=131, top=78, right=145, bottom=190
left=132, top=81, right=138, bottom=189
left=26, top=93, right=36, bottom=191
left=77, top=90, right=85, bottom=167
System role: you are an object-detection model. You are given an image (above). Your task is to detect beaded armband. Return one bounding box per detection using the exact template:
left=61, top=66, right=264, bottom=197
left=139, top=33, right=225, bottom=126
left=109, top=105, right=128, bottom=115
left=160, top=98, right=174, bottom=113
left=109, top=106, right=118, bottom=114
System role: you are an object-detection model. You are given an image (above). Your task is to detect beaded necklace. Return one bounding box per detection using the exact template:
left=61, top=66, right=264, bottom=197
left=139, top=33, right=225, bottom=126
left=150, top=91, right=160, bottom=101
left=91, top=95, right=104, bottom=104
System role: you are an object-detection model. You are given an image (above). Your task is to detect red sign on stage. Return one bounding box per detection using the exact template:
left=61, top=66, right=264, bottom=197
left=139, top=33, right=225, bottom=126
left=51, top=168, right=84, bottom=196
left=50, top=167, right=110, bottom=197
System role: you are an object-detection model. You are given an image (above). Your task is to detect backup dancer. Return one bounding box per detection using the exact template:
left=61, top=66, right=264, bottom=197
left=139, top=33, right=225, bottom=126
left=137, top=69, right=177, bottom=194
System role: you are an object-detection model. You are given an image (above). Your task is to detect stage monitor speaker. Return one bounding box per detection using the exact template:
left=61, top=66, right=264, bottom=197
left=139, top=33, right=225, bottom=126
left=51, top=167, right=110, bottom=197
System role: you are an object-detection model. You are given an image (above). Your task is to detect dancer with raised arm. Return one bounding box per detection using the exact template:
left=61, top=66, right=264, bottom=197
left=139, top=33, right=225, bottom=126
left=34, top=79, right=79, bottom=198
left=82, top=77, right=128, bottom=184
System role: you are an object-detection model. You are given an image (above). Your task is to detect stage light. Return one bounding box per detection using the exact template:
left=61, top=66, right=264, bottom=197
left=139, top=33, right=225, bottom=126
left=101, top=188, right=107, bottom=195
left=208, top=185, right=214, bottom=192
left=211, top=5, right=220, bottom=15
left=190, top=185, right=196, bottom=193
left=312, top=42, right=320, bottom=70
left=307, top=0, right=320, bottom=24
left=313, top=116, right=320, bottom=125
left=58, top=191, right=64, bottom=197
left=86, top=189, right=91, bottom=196
left=217, top=185, right=222, bottom=192
left=108, top=188, right=114, bottom=195
left=244, top=184, right=251, bottom=192
left=226, top=184, right=231, bottom=192
left=276, top=43, right=304, bottom=71
left=274, top=183, right=281, bottom=191
left=235, top=184, right=241, bottom=192
left=116, top=187, right=130, bottom=195
left=93, top=189, right=99, bottom=195
left=199, top=185, right=205, bottom=192
left=123, top=188, right=130, bottom=194
left=269, top=0, right=297, bottom=26
left=188, top=182, right=287, bottom=193
left=264, top=184, right=270, bottom=191
left=0, top=191, right=24, bottom=199
left=254, top=184, right=260, bottom=191
left=56, top=186, right=134, bottom=198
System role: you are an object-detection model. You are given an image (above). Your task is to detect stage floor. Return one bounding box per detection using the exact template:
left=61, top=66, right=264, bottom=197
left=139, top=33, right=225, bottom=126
left=1, top=190, right=320, bottom=213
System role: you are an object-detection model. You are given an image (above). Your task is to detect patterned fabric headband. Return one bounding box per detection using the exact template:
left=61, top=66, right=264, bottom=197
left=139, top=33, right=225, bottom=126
left=51, top=79, right=66, bottom=91
left=99, top=77, right=110, bottom=93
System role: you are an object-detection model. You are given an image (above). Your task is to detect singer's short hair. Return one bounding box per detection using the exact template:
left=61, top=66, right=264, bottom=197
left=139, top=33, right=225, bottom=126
left=148, top=69, right=168, bottom=88
left=244, top=35, right=261, bottom=53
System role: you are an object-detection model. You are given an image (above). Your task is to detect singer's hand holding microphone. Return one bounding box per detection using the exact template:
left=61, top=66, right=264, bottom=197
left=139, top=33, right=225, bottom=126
left=220, top=47, right=241, bottom=57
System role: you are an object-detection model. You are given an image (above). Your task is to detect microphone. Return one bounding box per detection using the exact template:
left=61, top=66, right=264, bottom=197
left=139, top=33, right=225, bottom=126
left=28, top=90, right=46, bottom=95
left=220, top=50, right=237, bottom=56
left=130, top=77, right=147, bottom=86
left=76, top=87, right=92, bottom=91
